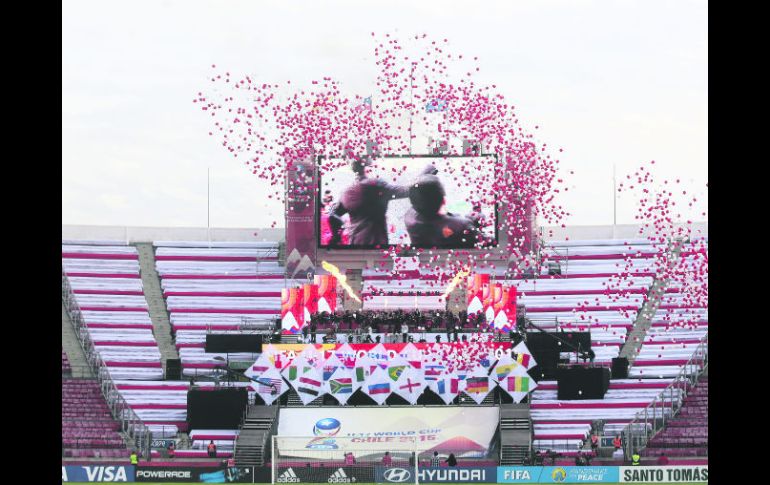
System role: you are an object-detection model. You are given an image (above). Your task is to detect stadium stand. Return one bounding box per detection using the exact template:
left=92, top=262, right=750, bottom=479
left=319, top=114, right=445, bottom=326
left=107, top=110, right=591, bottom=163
left=642, top=377, right=707, bottom=457
left=62, top=379, right=129, bottom=458
left=62, top=243, right=163, bottom=380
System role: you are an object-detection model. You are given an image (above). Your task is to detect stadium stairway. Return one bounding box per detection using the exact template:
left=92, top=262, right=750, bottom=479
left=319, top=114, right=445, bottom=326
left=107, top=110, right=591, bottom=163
left=620, top=242, right=681, bottom=364
left=135, top=243, right=179, bottom=370
left=499, top=404, right=531, bottom=465
left=62, top=300, right=93, bottom=378
left=234, top=406, right=278, bottom=466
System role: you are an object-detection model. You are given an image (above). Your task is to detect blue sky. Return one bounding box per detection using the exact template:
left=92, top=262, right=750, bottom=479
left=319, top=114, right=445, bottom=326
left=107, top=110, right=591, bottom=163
left=62, top=0, right=707, bottom=228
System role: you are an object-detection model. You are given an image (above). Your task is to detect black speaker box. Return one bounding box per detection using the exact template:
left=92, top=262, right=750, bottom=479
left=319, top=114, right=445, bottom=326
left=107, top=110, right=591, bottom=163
left=187, top=388, right=248, bottom=430
left=165, top=358, right=182, bottom=380
left=556, top=366, right=610, bottom=400
left=611, top=357, right=629, bottom=379
left=205, top=334, right=263, bottom=353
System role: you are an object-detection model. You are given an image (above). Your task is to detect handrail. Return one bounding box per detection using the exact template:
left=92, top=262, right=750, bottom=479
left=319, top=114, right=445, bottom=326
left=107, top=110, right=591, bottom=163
left=621, top=332, right=708, bottom=459
left=62, top=267, right=152, bottom=460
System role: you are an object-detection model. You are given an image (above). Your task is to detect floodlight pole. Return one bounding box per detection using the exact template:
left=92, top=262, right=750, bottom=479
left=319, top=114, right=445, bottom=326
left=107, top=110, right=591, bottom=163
left=612, top=164, right=617, bottom=239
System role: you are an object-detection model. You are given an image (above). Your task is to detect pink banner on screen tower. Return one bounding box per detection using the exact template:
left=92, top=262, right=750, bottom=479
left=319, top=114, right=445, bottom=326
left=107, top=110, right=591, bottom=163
left=285, top=155, right=317, bottom=279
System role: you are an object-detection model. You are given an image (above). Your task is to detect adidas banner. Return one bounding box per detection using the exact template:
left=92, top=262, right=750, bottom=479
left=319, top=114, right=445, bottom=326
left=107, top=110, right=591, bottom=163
left=275, top=466, right=374, bottom=483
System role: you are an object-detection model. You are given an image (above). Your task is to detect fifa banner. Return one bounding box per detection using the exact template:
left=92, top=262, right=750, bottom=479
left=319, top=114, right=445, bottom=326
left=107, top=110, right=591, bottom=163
left=276, top=407, right=499, bottom=460
left=618, top=466, right=708, bottom=483
left=497, top=466, right=619, bottom=483
left=314, top=274, right=338, bottom=314
left=62, top=465, right=135, bottom=482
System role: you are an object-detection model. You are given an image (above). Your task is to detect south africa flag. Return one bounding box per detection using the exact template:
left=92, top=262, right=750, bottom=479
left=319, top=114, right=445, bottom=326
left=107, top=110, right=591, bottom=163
left=329, top=378, right=353, bottom=394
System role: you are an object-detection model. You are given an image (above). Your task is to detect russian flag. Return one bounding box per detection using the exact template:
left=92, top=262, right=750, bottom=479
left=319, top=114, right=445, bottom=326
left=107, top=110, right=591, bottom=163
left=368, top=382, right=391, bottom=395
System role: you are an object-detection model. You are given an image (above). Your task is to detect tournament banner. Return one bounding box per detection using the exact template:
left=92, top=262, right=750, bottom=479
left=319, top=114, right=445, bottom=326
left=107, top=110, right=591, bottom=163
left=62, top=465, right=135, bottom=482
left=497, top=466, right=619, bottom=483
left=314, top=274, right=338, bottom=313
left=491, top=285, right=517, bottom=332
left=135, top=466, right=253, bottom=483
left=417, top=467, right=497, bottom=483
left=276, top=407, right=499, bottom=460
left=618, top=466, right=708, bottom=483
left=281, top=287, right=304, bottom=334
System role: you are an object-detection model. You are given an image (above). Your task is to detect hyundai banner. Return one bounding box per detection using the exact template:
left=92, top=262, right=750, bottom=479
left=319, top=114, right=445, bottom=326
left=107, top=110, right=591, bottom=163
left=618, top=466, right=708, bottom=483
left=416, top=467, right=497, bottom=483
left=276, top=407, right=499, bottom=460
left=497, top=466, right=619, bottom=483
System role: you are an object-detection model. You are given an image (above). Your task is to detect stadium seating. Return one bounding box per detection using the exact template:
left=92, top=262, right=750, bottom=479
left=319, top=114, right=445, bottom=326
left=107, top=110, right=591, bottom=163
left=63, top=243, right=163, bottom=380
left=153, top=242, right=296, bottom=376
left=62, top=379, right=129, bottom=458
left=642, top=377, right=708, bottom=457
left=62, top=348, right=72, bottom=375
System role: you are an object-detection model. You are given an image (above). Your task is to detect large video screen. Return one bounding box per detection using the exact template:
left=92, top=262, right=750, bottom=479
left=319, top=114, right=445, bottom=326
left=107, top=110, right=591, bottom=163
left=318, top=155, right=498, bottom=249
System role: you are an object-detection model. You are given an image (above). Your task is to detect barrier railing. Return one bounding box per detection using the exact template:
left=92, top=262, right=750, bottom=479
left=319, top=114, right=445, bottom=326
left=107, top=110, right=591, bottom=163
left=621, top=333, right=708, bottom=459
left=62, top=267, right=152, bottom=460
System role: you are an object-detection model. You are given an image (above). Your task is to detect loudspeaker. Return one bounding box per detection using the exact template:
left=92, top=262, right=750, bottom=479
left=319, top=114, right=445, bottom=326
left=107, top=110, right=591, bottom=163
left=166, top=359, right=181, bottom=380
left=556, top=367, right=610, bottom=400
left=187, top=388, right=248, bottom=430
left=611, top=357, right=629, bottom=379
left=205, top=334, right=263, bottom=353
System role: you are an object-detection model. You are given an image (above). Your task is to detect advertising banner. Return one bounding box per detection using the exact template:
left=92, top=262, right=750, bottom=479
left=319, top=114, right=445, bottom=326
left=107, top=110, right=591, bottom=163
left=276, top=407, right=499, bottom=460
left=618, top=466, right=708, bottom=483
left=135, top=466, right=253, bottom=483
left=497, top=466, right=619, bottom=483
left=275, top=465, right=374, bottom=483
left=62, top=465, right=135, bottom=482
left=417, top=467, right=497, bottom=483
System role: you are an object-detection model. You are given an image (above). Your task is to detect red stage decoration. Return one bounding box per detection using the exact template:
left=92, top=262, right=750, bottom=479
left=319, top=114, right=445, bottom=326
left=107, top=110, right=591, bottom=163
left=466, top=273, right=490, bottom=314
left=314, top=274, right=338, bottom=313
left=302, top=283, right=319, bottom=325
left=281, top=287, right=304, bottom=334
left=491, top=285, right=517, bottom=332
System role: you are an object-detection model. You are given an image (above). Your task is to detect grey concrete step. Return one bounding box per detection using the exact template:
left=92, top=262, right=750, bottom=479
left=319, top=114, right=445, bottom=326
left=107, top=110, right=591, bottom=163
left=135, top=243, right=179, bottom=370
left=62, top=300, right=93, bottom=377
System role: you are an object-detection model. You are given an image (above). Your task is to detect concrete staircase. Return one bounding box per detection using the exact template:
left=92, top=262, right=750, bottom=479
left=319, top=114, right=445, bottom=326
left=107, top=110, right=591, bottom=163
left=135, top=243, right=179, bottom=374
left=61, top=300, right=93, bottom=378
left=620, top=243, right=682, bottom=365
left=499, top=404, right=532, bottom=465
left=234, top=406, right=279, bottom=466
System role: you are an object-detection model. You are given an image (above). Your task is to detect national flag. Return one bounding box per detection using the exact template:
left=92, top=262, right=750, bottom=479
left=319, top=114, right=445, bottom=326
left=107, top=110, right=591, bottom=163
left=424, top=364, right=445, bottom=381
left=387, top=365, right=406, bottom=382
left=299, top=376, right=321, bottom=388
left=355, top=366, right=369, bottom=383
left=436, top=378, right=459, bottom=395
left=329, top=378, right=353, bottom=394
left=368, top=382, right=390, bottom=395
left=256, top=378, right=282, bottom=394
left=297, top=386, right=319, bottom=396
left=287, top=366, right=297, bottom=381
left=508, top=376, right=530, bottom=393
left=515, top=353, right=531, bottom=367
left=465, top=377, right=489, bottom=393
left=495, top=362, right=518, bottom=381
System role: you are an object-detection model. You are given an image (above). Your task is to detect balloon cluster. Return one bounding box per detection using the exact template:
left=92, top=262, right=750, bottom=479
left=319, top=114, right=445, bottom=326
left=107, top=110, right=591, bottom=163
left=196, top=33, right=569, bottom=283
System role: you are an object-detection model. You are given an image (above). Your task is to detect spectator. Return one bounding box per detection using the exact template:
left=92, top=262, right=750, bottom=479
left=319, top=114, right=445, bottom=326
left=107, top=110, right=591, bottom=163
left=435, top=335, right=442, bottom=343
left=167, top=441, right=175, bottom=459
left=445, top=453, right=457, bottom=467
left=631, top=451, right=641, bottom=466
left=227, top=457, right=236, bottom=467
left=130, top=450, right=138, bottom=466
left=382, top=451, right=392, bottom=466
left=575, top=452, right=584, bottom=466
left=656, top=452, right=669, bottom=466
left=590, top=433, right=599, bottom=453
left=430, top=451, right=441, bottom=467
left=612, top=435, right=622, bottom=451
left=401, top=322, right=409, bottom=343
left=344, top=452, right=355, bottom=465
left=208, top=440, right=217, bottom=458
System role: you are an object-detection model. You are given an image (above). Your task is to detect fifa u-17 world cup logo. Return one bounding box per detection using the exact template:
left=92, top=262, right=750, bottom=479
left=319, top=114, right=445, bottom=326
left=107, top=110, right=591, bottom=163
left=306, top=418, right=341, bottom=450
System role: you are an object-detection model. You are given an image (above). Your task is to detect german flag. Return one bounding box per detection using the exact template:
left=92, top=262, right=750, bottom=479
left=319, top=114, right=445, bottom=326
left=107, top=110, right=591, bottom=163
left=465, top=377, right=488, bottom=393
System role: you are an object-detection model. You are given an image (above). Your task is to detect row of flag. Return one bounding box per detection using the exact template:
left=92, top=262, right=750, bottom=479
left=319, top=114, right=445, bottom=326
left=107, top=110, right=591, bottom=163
left=245, top=341, right=536, bottom=406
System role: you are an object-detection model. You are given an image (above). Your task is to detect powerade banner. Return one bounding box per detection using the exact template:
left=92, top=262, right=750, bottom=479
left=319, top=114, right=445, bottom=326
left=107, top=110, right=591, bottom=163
left=274, top=466, right=374, bottom=483
left=497, top=466, right=619, bottom=483
left=135, top=466, right=253, bottom=483
left=276, top=407, right=498, bottom=459
left=62, top=465, right=135, bottom=482
left=618, top=466, right=708, bottom=483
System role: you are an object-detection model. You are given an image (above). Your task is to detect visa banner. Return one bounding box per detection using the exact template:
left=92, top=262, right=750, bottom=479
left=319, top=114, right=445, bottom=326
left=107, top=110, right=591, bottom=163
left=618, top=466, right=708, bottom=483
left=497, top=466, right=619, bottom=483
left=62, top=465, right=135, bottom=482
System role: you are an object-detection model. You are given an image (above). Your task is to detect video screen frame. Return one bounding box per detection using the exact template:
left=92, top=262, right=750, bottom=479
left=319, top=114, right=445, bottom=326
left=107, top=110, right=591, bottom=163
left=316, top=153, right=500, bottom=250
